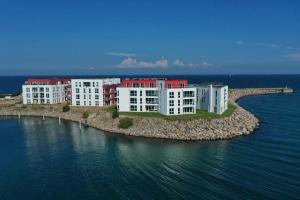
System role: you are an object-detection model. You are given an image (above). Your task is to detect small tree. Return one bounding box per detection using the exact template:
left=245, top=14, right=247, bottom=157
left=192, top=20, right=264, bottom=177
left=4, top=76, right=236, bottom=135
left=112, top=109, right=119, bottom=119
left=62, top=104, right=70, bottom=112
left=82, top=111, right=89, bottom=119
left=118, top=118, right=133, bottom=129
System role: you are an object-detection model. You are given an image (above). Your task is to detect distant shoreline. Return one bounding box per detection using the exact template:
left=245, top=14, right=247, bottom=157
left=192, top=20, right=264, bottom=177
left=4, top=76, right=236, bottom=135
left=0, top=87, right=293, bottom=141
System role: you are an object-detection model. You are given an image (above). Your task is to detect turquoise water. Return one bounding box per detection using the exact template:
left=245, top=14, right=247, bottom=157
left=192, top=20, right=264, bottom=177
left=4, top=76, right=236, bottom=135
left=0, top=75, right=300, bottom=199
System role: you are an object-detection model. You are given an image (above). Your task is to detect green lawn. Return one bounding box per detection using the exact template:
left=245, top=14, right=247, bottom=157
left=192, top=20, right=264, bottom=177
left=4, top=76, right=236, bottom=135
left=119, top=103, right=237, bottom=121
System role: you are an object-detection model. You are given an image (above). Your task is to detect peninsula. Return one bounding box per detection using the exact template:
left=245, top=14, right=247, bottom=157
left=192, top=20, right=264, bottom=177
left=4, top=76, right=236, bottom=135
left=0, top=87, right=293, bottom=141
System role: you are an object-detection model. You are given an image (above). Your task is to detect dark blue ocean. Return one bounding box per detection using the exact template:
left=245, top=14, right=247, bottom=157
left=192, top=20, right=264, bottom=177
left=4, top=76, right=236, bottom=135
left=0, top=75, right=299, bottom=199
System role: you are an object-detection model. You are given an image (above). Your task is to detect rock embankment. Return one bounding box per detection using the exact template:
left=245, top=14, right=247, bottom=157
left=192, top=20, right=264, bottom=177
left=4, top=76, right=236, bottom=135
left=0, top=88, right=293, bottom=141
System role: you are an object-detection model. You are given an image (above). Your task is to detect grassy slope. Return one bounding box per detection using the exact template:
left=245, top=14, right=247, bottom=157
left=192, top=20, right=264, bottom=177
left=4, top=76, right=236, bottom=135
left=118, top=103, right=237, bottom=121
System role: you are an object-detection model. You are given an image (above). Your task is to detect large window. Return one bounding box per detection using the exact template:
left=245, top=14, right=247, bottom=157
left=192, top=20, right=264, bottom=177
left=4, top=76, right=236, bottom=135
left=130, top=90, right=137, bottom=96
left=183, top=107, right=194, bottom=113
left=146, top=90, right=158, bottom=96
left=183, top=99, right=194, bottom=105
left=130, top=98, right=137, bottom=104
left=76, top=88, right=80, bottom=93
left=130, top=105, right=137, bottom=111
left=180, top=83, right=185, bottom=88
left=169, top=108, right=174, bottom=115
left=169, top=92, right=174, bottom=98
left=95, top=88, right=99, bottom=93
left=26, top=88, right=30, bottom=92
left=146, top=98, right=158, bottom=104
left=169, top=100, right=174, bottom=106
left=183, top=91, right=194, bottom=97
left=83, top=82, right=91, bottom=87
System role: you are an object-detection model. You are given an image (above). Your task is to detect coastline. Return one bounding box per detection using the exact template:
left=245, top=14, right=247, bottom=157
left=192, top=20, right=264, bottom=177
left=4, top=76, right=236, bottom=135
left=0, top=88, right=293, bottom=141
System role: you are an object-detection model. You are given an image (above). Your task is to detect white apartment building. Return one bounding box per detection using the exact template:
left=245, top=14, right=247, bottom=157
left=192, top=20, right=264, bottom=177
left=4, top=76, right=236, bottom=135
left=117, top=79, right=196, bottom=116
left=22, top=78, right=71, bottom=104
left=71, top=78, right=121, bottom=107
left=194, top=84, right=229, bottom=114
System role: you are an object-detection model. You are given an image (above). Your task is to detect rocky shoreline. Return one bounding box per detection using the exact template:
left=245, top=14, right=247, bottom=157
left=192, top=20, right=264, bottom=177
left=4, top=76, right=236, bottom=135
left=0, top=88, right=293, bottom=141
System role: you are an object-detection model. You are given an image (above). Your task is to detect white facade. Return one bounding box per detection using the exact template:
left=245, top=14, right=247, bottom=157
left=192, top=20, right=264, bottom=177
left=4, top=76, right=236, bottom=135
left=22, top=84, right=66, bottom=104
left=71, top=78, right=120, bottom=106
left=117, top=87, right=159, bottom=112
left=158, top=88, right=196, bottom=115
left=194, top=84, right=228, bottom=114
left=117, top=81, right=196, bottom=116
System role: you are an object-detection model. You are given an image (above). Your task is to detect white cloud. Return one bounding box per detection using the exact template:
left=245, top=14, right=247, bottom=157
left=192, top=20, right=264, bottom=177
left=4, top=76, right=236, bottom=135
left=117, top=57, right=168, bottom=69
left=173, top=59, right=185, bottom=67
left=236, top=40, right=299, bottom=51
left=284, top=53, right=300, bottom=61
left=108, top=52, right=136, bottom=57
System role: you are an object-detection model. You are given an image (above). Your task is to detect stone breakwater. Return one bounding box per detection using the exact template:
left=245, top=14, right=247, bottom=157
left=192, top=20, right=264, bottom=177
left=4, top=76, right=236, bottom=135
left=0, top=88, right=293, bottom=141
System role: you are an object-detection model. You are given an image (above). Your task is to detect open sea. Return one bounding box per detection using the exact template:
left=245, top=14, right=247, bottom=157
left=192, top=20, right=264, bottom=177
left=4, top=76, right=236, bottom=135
left=0, top=75, right=299, bottom=199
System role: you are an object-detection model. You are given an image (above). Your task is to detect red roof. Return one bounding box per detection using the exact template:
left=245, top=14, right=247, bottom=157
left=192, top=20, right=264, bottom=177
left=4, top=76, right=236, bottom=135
left=27, top=78, right=71, bottom=85
left=121, top=79, right=188, bottom=88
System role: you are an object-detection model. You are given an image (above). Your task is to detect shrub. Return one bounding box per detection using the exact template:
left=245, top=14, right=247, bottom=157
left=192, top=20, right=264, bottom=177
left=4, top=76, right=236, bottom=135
left=118, top=117, right=133, bottom=129
left=62, top=104, right=70, bottom=112
left=112, top=110, right=119, bottom=119
left=82, top=111, right=89, bottom=119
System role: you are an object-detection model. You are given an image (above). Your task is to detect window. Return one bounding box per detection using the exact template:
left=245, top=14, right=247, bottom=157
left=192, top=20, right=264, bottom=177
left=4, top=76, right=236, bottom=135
left=46, top=88, right=49, bottom=92
left=46, top=93, right=50, bottom=98
left=95, top=88, right=99, bottom=93
left=167, top=84, right=172, bottom=88
left=146, top=98, right=158, bottom=104
left=169, top=92, right=174, bottom=98
left=95, top=95, right=99, bottom=100
left=92, top=82, right=95, bottom=87
left=150, top=83, right=154, bottom=88
left=141, top=83, right=144, bottom=88
left=26, top=88, right=30, bottom=92
left=183, top=91, right=194, bottom=97
left=146, top=90, right=158, bottom=96
left=140, top=106, right=143, bottom=111
left=169, top=100, right=174, bottom=106
left=130, top=98, right=137, bottom=104
left=76, top=101, right=80, bottom=106
left=89, top=88, right=91, bottom=93
left=183, top=107, right=194, bottom=113
left=83, top=82, right=91, bottom=87
left=89, top=101, right=91, bottom=106
left=169, top=108, right=174, bottom=115
left=183, top=99, right=194, bottom=105
left=178, top=100, right=180, bottom=106
left=140, top=98, right=142, bottom=104
left=95, top=101, right=99, bottom=106
left=46, top=100, right=50, bottom=104
left=83, top=88, right=86, bottom=93
left=130, top=105, right=137, bottom=111
left=26, top=93, right=30, bottom=98
left=76, top=88, right=80, bottom=93
left=201, top=96, right=205, bottom=103
left=140, top=91, right=142, bottom=96
left=27, top=100, right=31, bottom=104
left=178, top=92, right=181, bottom=98
left=180, top=83, right=185, bottom=88
left=215, top=91, right=218, bottom=97
left=178, top=108, right=180, bottom=114
left=84, top=95, right=86, bottom=99
left=215, top=99, right=217, bottom=105
left=133, top=83, right=139, bottom=87
left=130, top=90, right=137, bottom=96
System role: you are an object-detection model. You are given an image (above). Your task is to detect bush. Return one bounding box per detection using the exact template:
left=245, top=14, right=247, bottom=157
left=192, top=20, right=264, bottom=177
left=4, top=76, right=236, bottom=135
left=82, top=111, right=89, bottom=119
left=62, top=104, right=70, bottom=112
left=112, top=110, right=119, bottom=119
left=118, top=117, right=133, bottom=129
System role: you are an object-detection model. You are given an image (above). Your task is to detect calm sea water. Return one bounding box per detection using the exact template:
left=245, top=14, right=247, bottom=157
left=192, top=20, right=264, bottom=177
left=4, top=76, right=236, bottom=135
left=0, top=75, right=299, bottom=199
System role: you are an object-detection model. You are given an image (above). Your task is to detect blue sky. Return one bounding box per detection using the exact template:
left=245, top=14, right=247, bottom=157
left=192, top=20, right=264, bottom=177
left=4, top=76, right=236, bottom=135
left=0, top=0, right=300, bottom=75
